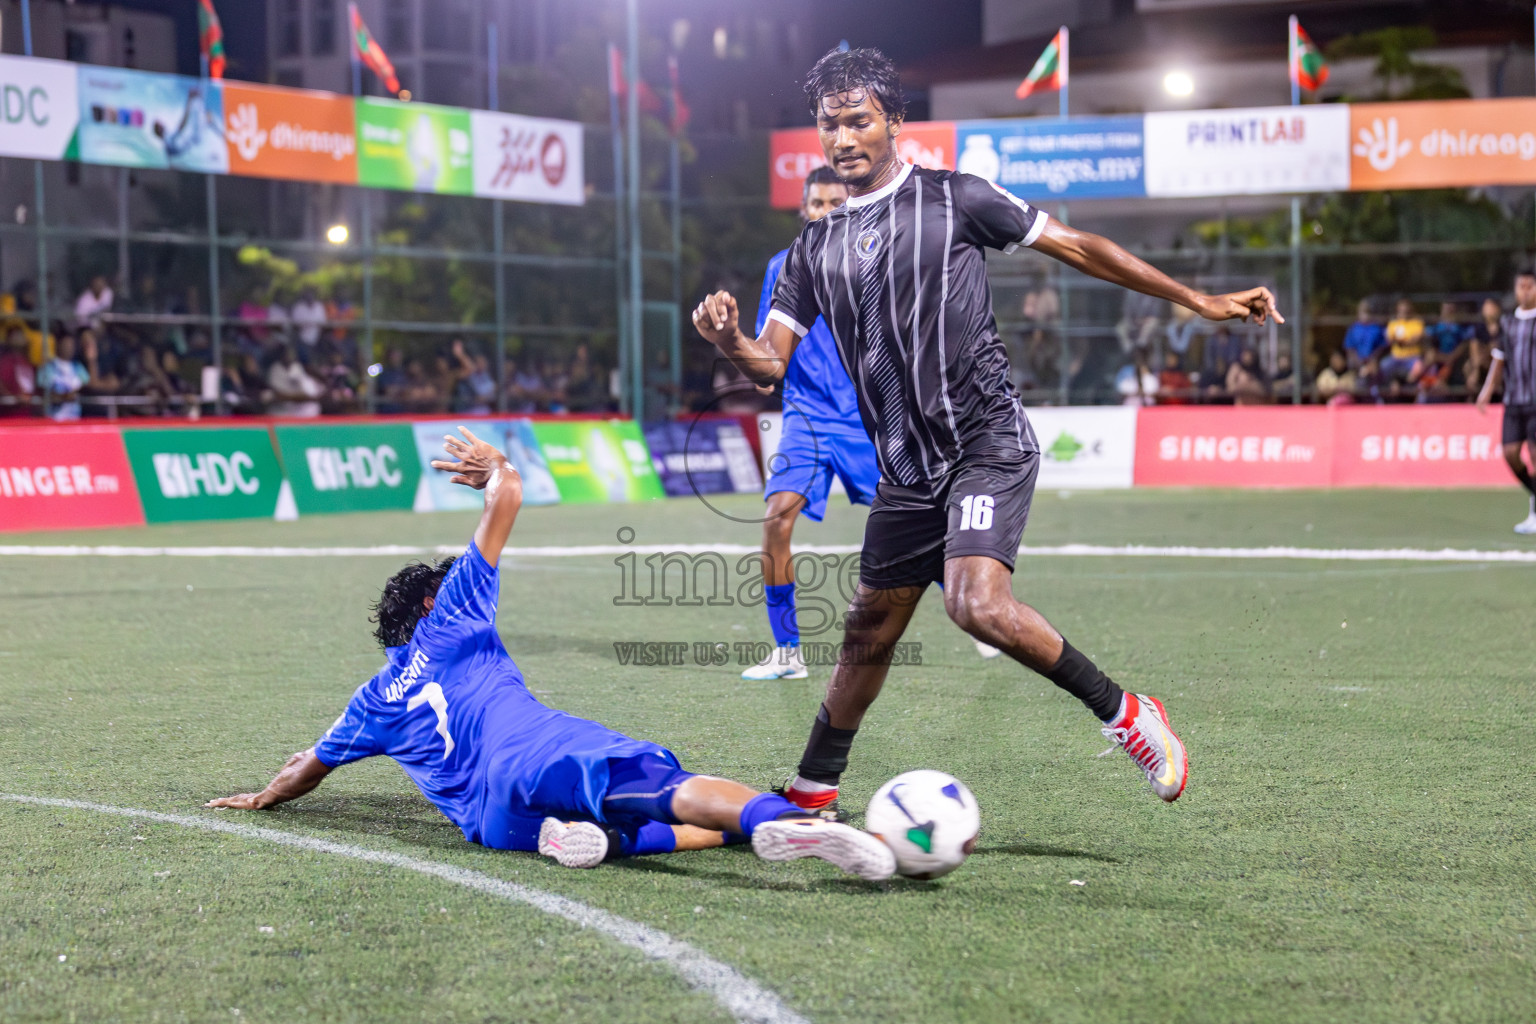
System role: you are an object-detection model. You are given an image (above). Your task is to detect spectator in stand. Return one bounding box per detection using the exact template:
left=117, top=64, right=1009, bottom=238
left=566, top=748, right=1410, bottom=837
left=74, top=275, right=114, bottom=332
left=238, top=291, right=272, bottom=350
left=39, top=331, right=89, bottom=421
left=1342, top=299, right=1385, bottom=371
left=0, top=325, right=37, bottom=417
left=320, top=349, right=360, bottom=413
left=1202, top=326, right=1243, bottom=386
left=267, top=290, right=293, bottom=349
left=1371, top=298, right=1427, bottom=394
left=78, top=328, right=122, bottom=414
left=1316, top=350, right=1357, bottom=405
left=509, top=359, right=546, bottom=412
left=565, top=343, right=608, bottom=412
left=1155, top=350, right=1192, bottom=405
left=1165, top=302, right=1203, bottom=370
left=220, top=354, right=267, bottom=414
left=327, top=287, right=357, bottom=343
left=449, top=338, right=496, bottom=415
left=1114, top=352, right=1158, bottom=406
left=159, top=350, right=191, bottom=412
left=1226, top=348, right=1270, bottom=406
left=290, top=285, right=328, bottom=351
left=267, top=344, right=323, bottom=417
left=542, top=356, right=570, bottom=413
left=1271, top=353, right=1296, bottom=403
left=375, top=347, right=409, bottom=413
left=1467, top=296, right=1503, bottom=398
left=402, top=357, right=441, bottom=412
left=1419, top=300, right=1472, bottom=399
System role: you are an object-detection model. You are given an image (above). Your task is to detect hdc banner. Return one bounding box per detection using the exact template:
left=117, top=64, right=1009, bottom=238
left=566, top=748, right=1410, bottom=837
left=274, top=422, right=420, bottom=514
left=0, top=427, right=144, bottom=532
left=0, top=55, right=80, bottom=160
left=121, top=427, right=289, bottom=522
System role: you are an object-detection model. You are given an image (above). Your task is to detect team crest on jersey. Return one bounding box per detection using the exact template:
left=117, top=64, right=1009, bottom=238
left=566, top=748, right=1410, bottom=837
left=856, top=229, right=884, bottom=261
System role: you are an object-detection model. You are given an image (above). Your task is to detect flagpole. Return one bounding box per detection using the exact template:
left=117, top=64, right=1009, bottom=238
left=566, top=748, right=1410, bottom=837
left=609, top=45, right=629, bottom=415
left=22, top=0, right=52, bottom=417
left=1289, top=14, right=1300, bottom=107
left=1059, top=27, right=1069, bottom=120
left=626, top=0, right=644, bottom=422
left=489, top=21, right=508, bottom=413
left=1288, top=14, right=1303, bottom=404
left=350, top=5, right=374, bottom=413
left=200, top=40, right=222, bottom=414
left=668, top=56, right=683, bottom=416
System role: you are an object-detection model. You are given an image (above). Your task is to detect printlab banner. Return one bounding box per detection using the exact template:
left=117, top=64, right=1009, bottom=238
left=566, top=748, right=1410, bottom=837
left=76, top=65, right=228, bottom=173
left=274, top=422, right=420, bottom=515
left=0, top=55, right=79, bottom=160
left=1144, top=105, right=1350, bottom=197
left=532, top=420, right=665, bottom=504
left=956, top=117, right=1145, bottom=201
left=121, top=427, right=288, bottom=522
left=644, top=419, right=764, bottom=497
left=0, top=427, right=144, bottom=533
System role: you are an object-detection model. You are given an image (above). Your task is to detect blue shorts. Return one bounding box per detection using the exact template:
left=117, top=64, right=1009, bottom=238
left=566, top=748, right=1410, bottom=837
left=765, top=418, right=880, bottom=522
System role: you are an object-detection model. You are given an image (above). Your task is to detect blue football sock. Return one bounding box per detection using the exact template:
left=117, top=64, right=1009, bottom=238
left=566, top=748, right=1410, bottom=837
left=764, top=583, right=799, bottom=647
left=616, top=819, right=678, bottom=857
left=737, top=792, right=801, bottom=835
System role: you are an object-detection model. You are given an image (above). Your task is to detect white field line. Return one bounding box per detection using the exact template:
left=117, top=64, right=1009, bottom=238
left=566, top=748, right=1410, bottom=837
left=0, top=793, right=808, bottom=1024
left=1, top=541, right=1535, bottom=563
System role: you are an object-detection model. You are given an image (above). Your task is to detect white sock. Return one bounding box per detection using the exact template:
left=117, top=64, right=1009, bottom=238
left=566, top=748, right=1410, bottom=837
left=789, top=775, right=837, bottom=794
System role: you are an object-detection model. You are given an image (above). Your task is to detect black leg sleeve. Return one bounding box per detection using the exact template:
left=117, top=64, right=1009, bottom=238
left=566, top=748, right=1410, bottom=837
left=795, top=704, right=859, bottom=786
left=1043, top=639, right=1125, bottom=722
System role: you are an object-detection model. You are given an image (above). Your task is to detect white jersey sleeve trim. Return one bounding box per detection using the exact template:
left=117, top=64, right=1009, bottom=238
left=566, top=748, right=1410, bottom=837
left=1492, top=347, right=1506, bottom=362
left=767, top=308, right=810, bottom=338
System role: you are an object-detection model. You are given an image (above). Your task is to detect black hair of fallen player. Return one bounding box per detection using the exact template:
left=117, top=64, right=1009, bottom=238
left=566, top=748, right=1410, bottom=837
left=371, top=556, right=457, bottom=648
left=802, top=164, right=845, bottom=204
left=802, top=47, right=906, bottom=125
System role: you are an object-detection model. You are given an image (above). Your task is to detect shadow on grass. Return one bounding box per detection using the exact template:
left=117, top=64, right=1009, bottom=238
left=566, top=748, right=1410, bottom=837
left=974, top=843, right=1121, bottom=864
left=270, top=793, right=468, bottom=851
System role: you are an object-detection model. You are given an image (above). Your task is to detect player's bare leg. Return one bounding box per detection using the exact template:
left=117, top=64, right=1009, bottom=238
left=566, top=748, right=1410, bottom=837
left=742, top=490, right=810, bottom=680
left=1500, top=442, right=1536, bottom=534
left=942, top=555, right=1187, bottom=801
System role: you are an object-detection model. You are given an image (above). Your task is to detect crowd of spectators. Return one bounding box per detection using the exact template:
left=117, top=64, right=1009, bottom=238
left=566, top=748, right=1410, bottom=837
left=0, top=276, right=618, bottom=420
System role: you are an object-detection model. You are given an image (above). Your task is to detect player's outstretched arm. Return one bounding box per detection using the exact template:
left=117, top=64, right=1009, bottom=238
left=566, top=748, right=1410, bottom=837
left=205, top=748, right=331, bottom=811
left=430, top=425, right=522, bottom=567
left=691, top=290, right=800, bottom=385
left=1032, top=219, right=1285, bottom=326
left=1477, top=357, right=1504, bottom=414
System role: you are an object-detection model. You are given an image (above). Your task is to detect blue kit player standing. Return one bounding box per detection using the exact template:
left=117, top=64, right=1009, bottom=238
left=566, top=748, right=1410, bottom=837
left=207, top=426, right=897, bottom=881
left=743, top=167, right=999, bottom=681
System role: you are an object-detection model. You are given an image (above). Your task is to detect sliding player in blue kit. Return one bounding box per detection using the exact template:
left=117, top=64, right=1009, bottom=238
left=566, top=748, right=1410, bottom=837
left=207, top=426, right=897, bottom=881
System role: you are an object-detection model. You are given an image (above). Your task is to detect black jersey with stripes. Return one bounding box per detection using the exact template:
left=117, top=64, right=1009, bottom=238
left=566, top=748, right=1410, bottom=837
left=1495, top=307, right=1536, bottom=408
left=766, top=162, right=1047, bottom=487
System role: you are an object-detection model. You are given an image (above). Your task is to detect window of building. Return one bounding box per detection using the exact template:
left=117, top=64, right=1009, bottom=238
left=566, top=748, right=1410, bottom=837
left=423, top=0, right=474, bottom=53
left=384, top=0, right=413, bottom=52
left=423, top=62, right=473, bottom=107
left=312, top=0, right=336, bottom=56
left=277, top=0, right=302, bottom=57
left=275, top=68, right=304, bottom=89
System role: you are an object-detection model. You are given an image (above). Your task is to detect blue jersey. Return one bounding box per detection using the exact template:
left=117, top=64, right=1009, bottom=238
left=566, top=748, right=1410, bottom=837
left=313, top=542, right=672, bottom=850
left=757, top=249, right=865, bottom=434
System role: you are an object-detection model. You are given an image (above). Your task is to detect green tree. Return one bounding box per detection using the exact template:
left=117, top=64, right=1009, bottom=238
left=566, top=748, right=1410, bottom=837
left=1325, top=27, right=1471, bottom=101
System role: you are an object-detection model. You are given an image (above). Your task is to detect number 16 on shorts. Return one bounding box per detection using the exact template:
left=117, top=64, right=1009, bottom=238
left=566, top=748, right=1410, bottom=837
left=958, top=494, right=994, bottom=531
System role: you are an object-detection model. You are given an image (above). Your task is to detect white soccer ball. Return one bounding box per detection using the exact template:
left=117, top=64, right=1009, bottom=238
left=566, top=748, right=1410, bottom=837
left=864, top=769, right=980, bottom=880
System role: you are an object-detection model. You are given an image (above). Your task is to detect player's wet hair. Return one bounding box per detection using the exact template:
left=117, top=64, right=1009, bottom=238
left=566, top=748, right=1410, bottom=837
left=802, top=164, right=845, bottom=203
left=1516, top=266, right=1536, bottom=281
left=371, top=556, right=456, bottom=648
left=803, top=47, right=906, bottom=125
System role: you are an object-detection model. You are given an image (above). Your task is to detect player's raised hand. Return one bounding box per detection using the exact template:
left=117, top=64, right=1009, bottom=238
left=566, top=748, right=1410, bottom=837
left=692, top=290, right=740, bottom=346
left=1199, top=287, right=1285, bottom=325
left=431, top=425, right=517, bottom=491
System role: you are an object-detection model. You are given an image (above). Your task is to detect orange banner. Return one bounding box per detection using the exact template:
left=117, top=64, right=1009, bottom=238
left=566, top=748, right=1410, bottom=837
left=1350, top=99, right=1536, bottom=190
left=223, top=82, right=357, bottom=183
left=768, top=122, right=956, bottom=209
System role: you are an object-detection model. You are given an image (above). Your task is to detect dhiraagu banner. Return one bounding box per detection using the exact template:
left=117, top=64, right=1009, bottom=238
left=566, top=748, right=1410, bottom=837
left=121, top=427, right=291, bottom=522
left=532, top=420, right=664, bottom=504
left=273, top=422, right=419, bottom=514
left=356, top=97, right=472, bottom=194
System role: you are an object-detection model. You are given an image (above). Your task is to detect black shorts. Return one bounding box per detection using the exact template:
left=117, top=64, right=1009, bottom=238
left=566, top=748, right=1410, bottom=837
left=858, top=452, right=1039, bottom=590
left=1502, top=405, right=1536, bottom=447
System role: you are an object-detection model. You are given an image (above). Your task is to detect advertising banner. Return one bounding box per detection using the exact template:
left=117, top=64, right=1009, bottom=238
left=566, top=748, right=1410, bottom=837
left=356, top=97, right=472, bottom=195
left=470, top=110, right=584, bottom=205
left=223, top=82, right=357, bottom=183
left=644, top=419, right=764, bottom=497
left=0, top=427, right=144, bottom=533
left=1331, top=405, right=1507, bottom=487
left=956, top=117, right=1145, bottom=201
left=1350, top=99, right=1536, bottom=191
left=77, top=66, right=228, bottom=173
left=768, top=122, right=957, bottom=209
left=0, top=55, right=79, bottom=160
left=121, top=427, right=287, bottom=522
left=273, top=422, right=419, bottom=514
left=1028, top=407, right=1138, bottom=489
left=410, top=419, right=560, bottom=511
left=1134, top=407, right=1333, bottom=488
left=532, top=420, right=664, bottom=503
left=1144, top=105, right=1349, bottom=196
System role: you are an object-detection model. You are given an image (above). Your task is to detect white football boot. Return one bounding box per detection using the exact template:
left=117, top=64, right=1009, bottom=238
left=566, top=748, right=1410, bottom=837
left=741, top=645, right=808, bottom=680
left=973, top=639, right=1002, bottom=659
left=538, top=818, right=610, bottom=868
left=752, top=817, right=897, bottom=881
left=1100, top=692, right=1189, bottom=802
left=1515, top=496, right=1536, bottom=535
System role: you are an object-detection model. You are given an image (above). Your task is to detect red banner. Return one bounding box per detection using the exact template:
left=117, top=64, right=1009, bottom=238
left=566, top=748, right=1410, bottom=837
left=0, top=426, right=145, bottom=532
left=769, top=122, right=957, bottom=209
left=1331, top=404, right=1507, bottom=486
left=1134, top=407, right=1333, bottom=488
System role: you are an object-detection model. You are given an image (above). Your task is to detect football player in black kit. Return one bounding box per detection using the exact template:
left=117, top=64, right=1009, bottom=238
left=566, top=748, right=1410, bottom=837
left=694, top=49, right=1283, bottom=813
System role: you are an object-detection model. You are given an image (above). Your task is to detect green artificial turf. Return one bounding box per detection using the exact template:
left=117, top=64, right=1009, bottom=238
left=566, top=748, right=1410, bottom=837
left=2, top=488, right=1533, bottom=1023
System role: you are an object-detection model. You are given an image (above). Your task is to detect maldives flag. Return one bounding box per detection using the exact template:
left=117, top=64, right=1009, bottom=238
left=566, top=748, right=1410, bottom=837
left=668, top=55, right=690, bottom=137
left=1292, top=21, right=1329, bottom=92
left=198, top=0, right=225, bottom=80
left=349, top=2, right=401, bottom=96
left=607, top=45, right=664, bottom=115
left=1016, top=28, right=1066, bottom=99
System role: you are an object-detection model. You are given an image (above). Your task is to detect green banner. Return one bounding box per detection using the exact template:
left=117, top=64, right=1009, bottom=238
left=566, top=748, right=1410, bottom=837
left=531, top=420, right=665, bottom=504
left=356, top=97, right=472, bottom=195
left=122, top=427, right=288, bottom=522
left=273, top=422, right=421, bottom=515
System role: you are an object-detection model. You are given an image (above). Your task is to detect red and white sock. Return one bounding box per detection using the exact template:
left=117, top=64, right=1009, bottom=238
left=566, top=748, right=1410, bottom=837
left=784, top=775, right=838, bottom=811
